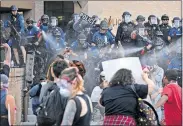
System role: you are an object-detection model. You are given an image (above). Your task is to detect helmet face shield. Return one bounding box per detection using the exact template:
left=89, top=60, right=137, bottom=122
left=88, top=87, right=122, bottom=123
left=151, top=17, right=157, bottom=25
left=74, top=15, right=80, bottom=22
left=51, top=18, right=58, bottom=27
left=124, top=15, right=131, bottom=23
left=173, top=20, right=180, bottom=28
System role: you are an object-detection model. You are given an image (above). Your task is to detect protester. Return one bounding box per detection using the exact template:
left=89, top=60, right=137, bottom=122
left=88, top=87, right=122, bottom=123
left=39, top=59, right=69, bottom=102
left=28, top=74, right=47, bottom=116
left=0, top=74, right=16, bottom=126
left=100, top=68, right=155, bottom=126
left=155, top=69, right=182, bottom=126
left=0, top=43, right=16, bottom=126
left=61, top=67, right=93, bottom=126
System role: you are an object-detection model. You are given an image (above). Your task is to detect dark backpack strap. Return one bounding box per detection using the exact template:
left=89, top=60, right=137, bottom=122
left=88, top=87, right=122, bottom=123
left=131, top=84, right=140, bottom=98
left=143, top=100, right=161, bottom=126
left=131, top=84, right=161, bottom=126
left=72, top=96, right=82, bottom=125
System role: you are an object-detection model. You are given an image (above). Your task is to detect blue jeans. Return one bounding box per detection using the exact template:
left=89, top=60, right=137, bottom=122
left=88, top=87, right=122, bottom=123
left=32, top=104, right=40, bottom=116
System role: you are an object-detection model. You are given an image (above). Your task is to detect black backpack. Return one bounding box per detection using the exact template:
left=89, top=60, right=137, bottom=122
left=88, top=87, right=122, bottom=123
left=37, top=83, right=67, bottom=126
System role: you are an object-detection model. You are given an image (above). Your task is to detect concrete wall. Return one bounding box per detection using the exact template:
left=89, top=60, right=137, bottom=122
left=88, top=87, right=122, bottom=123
left=0, top=1, right=33, bottom=9
left=34, top=1, right=44, bottom=22
left=8, top=68, right=25, bottom=125
left=87, top=1, right=181, bottom=34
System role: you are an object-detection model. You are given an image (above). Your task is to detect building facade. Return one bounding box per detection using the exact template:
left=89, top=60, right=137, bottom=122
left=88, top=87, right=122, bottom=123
left=0, top=0, right=181, bottom=33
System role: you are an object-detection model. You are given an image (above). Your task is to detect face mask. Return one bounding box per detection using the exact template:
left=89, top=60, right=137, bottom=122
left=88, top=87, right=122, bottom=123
left=27, top=25, right=33, bottom=30
left=124, top=15, right=131, bottom=23
left=173, top=20, right=180, bottom=28
left=151, top=17, right=157, bottom=25
left=57, top=79, right=72, bottom=97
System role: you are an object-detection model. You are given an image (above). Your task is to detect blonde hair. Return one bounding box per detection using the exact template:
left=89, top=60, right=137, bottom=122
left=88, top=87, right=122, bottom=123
left=71, top=77, right=85, bottom=97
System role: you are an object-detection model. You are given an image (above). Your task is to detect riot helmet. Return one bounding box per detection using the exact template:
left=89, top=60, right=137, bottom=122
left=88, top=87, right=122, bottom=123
left=161, top=14, right=169, bottom=20
left=122, top=11, right=131, bottom=23
left=100, top=20, right=108, bottom=30
left=10, top=5, right=18, bottom=16
left=100, top=20, right=108, bottom=34
left=161, top=14, right=169, bottom=25
left=136, top=15, right=145, bottom=22
left=50, top=16, right=58, bottom=27
left=41, top=14, right=49, bottom=25
left=10, top=5, right=18, bottom=11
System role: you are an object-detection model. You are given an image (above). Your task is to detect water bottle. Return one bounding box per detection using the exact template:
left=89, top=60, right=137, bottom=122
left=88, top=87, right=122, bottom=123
left=11, top=60, right=14, bottom=67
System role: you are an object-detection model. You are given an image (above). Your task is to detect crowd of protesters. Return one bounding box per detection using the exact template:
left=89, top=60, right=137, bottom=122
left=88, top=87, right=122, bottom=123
left=0, top=4, right=182, bottom=126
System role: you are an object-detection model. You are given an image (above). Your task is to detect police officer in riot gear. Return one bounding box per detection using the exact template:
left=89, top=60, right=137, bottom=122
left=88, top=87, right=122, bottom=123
left=168, top=17, right=182, bottom=43
left=4, top=5, right=26, bottom=67
left=65, top=13, right=80, bottom=46
left=160, top=14, right=171, bottom=45
left=40, top=14, right=50, bottom=32
left=132, top=15, right=150, bottom=48
left=25, top=18, right=40, bottom=52
left=144, top=15, right=160, bottom=40
left=115, top=11, right=135, bottom=48
left=92, top=20, right=115, bottom=49
left=49, top=16, right=65, bottom=41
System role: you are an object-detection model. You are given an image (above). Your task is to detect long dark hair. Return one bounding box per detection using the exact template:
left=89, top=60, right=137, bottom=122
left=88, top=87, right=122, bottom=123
left=109, top=68, right=135, bottom=87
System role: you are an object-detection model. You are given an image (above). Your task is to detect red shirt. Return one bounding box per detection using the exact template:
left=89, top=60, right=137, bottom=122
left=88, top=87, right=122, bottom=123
left=162, top=84, right=182, bottom=126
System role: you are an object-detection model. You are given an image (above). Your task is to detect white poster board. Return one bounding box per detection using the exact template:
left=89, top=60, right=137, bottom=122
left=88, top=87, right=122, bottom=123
left=102, top=57, right=152, bottom=103
left=102, top=57, right=145, bottom=84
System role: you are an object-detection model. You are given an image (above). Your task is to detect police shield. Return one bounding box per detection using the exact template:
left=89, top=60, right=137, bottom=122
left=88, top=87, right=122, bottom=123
left=151, top=17, right=157, bottom=25
left=73, top=18, right=90, bottom=33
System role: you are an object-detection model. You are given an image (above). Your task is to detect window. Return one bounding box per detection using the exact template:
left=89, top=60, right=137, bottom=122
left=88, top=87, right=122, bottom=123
left=44, top=1, right=74, bottom=31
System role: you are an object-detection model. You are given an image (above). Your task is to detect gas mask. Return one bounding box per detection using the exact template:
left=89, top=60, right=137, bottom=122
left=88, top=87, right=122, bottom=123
left=100, top=29, right=107, bottom=34
left=173, top=20, right=180, bottom=28
left=27, top=23, right=33, bottom=30
left=42, top=18, right=49, bottom=25
left=124, top=15, right=131, bottom=23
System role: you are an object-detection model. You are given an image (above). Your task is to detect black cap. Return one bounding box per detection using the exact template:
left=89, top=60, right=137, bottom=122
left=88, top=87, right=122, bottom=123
left=165, top=69, right=178, bottom=81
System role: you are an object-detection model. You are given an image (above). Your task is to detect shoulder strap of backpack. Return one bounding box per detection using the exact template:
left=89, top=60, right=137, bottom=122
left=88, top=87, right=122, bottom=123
left=131, top=84, right=140, bottom=98
left=143, top=100, right=161, bottom=126
left=72, top=96, right=82, bottom=125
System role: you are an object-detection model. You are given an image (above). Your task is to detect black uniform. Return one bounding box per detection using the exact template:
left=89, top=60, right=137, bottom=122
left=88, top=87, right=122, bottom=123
left=159, top=24, right=171, bottom=45
left=115, top=22, right=135, bottom=48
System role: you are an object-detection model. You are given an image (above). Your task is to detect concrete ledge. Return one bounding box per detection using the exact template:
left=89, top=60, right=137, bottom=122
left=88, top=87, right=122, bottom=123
left=8, top=68, right=25, bottom=125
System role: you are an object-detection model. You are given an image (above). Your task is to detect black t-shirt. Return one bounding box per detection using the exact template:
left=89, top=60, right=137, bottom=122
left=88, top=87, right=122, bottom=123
left=101, top=84, right=148, bottom=118
left=0, top=65, right=10, bottom=77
